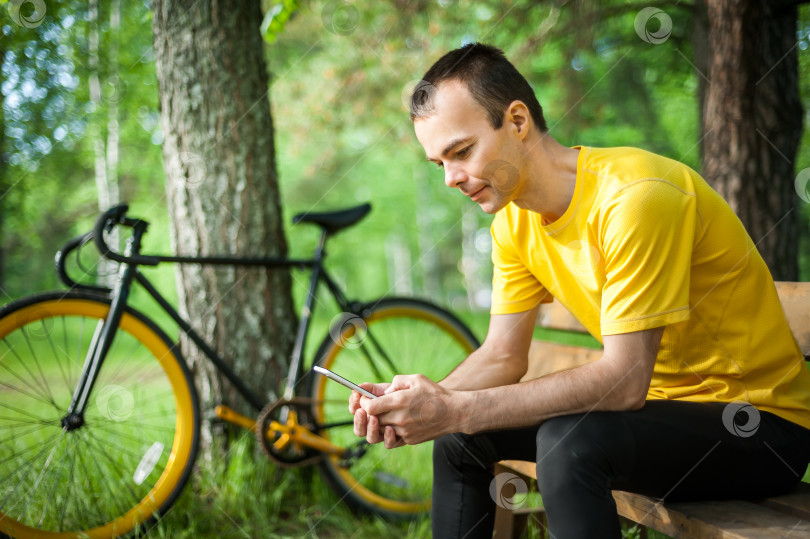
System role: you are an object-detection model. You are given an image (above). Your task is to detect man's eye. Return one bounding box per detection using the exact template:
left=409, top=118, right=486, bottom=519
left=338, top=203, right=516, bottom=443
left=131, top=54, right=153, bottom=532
left=456, top=146, right=472, bottom=158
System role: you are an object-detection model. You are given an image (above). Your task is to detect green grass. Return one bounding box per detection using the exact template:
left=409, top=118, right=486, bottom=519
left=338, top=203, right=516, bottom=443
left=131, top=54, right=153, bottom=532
left=144, top=433, right=673, bottom=538
left=147, top=433, right=432, bottom=538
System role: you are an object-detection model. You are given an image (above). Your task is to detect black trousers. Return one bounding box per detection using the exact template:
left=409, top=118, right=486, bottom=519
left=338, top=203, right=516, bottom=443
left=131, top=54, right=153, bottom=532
left=431, top=400, right=810, bottom=538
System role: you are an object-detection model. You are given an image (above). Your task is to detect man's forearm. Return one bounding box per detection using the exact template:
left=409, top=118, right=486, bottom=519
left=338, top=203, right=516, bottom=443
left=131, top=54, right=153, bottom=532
left=439, top=345, right=527, bottom=391
left=453, top=355, right=647, bottom=433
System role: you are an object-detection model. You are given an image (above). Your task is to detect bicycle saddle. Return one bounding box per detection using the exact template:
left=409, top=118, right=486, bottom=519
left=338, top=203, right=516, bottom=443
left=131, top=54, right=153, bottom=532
left=291, top=203, right=371, bottom=234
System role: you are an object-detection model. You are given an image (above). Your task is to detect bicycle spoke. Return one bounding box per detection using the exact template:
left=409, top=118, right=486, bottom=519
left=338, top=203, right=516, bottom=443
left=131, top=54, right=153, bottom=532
left=75, top=429, right=136, bottom=525
left=0, top=423, right=49, bottom=446
left=38, top=445, right=66, bottom=529
left=0, top=430, right=62, bottom=472
left=55, top=434, right=79, bottom=532
left=43, top=319, right=75, bottom=398
left=72, top=433, right=106, bottom=528
left=98, top=340, right=160, bottom=384
left=81, top=428, right=146, bottom=506
left=0, top=340, right=62, bottom=412
left=0, top=378, right=59, bottom=408
left=87, top=403, right=176, bottom=424
left=0, top=414, right=59, bottom=426
left=0, top=429, right=63, bottom=515
left=0, top=399, right=61, bottom=423
left=88, top=422, right=169, bottom=457
left=19, top=326, right=58, bottom=406
left=16, top=429, right=66, bottom=522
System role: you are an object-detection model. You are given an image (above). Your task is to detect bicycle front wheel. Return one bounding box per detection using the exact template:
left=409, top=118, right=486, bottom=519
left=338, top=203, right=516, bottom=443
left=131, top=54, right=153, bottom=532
left=0, top=292, right=199, bottom=538
left=309, top=298, right=479, bottom=518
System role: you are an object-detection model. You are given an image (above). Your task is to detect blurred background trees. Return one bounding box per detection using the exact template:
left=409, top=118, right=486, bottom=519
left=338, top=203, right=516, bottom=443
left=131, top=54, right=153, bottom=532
left=3, top=0, right=810, bottom=318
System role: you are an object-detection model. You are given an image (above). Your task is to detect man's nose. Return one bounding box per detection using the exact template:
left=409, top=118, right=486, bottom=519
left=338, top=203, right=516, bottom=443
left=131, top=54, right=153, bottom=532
left=444, top=165, right=467, bottom=189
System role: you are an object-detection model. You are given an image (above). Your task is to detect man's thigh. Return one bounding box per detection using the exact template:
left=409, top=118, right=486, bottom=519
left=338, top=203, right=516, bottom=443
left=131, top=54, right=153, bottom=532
left=540, top=399, right=810, bottom=502
left=435, top=426, right=539, bottom=471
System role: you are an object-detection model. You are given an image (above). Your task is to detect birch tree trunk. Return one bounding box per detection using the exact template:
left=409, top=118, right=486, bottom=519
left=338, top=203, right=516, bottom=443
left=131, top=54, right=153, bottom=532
left=89, top=0, right=119, bottom=287
left=105, top=0, right=120, bottom=216
left=152, top=0, right=297, bottom=457
left=701, top=0, right=802, bottom=280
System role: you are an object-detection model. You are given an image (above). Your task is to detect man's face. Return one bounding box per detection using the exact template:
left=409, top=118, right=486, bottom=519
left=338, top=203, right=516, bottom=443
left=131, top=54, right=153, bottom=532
left=413, top=80, right=525, bottom=214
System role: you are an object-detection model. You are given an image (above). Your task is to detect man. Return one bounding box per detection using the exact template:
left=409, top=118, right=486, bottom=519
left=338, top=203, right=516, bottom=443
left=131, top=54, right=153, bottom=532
left=350, top=43, right=810, bottom=538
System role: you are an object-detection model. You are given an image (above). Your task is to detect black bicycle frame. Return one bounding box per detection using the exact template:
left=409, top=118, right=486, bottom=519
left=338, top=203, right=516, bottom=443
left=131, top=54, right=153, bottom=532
left=60, top=214, right=359, bottom=421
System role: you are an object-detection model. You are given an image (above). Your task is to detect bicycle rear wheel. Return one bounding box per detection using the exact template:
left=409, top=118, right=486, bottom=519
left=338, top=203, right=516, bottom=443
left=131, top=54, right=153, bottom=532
left=0, top=292, right=199, bottom=538
left=308, top=298, right=479, bottom=518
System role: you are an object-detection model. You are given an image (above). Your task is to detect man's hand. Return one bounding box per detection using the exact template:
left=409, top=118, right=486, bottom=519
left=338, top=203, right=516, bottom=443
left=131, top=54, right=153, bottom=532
left=359, top=374, right=464, bottom=447
left=350, top=382, right=405, bottom=449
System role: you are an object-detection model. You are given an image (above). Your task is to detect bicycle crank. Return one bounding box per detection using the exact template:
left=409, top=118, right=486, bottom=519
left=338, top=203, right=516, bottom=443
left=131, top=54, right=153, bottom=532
left=255, top=398, right=339, bottom=468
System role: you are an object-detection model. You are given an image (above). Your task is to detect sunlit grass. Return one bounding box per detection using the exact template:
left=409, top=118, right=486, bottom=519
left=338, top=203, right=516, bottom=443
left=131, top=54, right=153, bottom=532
left=148, top=432, right=432, bottom=538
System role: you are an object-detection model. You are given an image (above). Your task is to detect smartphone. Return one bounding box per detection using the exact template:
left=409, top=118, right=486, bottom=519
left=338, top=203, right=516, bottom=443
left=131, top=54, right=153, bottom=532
left=313, top=366, right=377, bottom=399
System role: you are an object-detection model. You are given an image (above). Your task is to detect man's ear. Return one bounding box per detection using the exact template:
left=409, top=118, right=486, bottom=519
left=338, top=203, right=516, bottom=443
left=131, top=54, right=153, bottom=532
left=505, top=100, right=532, bottom=141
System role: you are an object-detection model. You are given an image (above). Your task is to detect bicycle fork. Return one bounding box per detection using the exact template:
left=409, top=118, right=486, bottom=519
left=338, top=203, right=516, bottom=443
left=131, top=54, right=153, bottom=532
left=63, top=235, right=140, bottom=431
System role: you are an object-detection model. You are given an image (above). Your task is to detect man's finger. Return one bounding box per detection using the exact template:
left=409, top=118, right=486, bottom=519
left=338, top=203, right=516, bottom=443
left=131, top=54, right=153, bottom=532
left=353, top=408, right=367, bottom=437
left=384, top=425, right=404, bottom=449
left=349, top=391, right=361, bottom=414
left=366, top=414, right=385, bottom=444
left=361, top=392, right=395, bottom=416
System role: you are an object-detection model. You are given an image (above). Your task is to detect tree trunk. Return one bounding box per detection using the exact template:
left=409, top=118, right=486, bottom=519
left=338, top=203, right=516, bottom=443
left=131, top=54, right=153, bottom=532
left=701, top=0, right=802, bottom=280
left=89, top=0, right=119, bottom=287
left=105, top=0, right=121, bottom=215
left=152, top=0, right=297, bottom=458
left=691, top=0, right=710, bottom=166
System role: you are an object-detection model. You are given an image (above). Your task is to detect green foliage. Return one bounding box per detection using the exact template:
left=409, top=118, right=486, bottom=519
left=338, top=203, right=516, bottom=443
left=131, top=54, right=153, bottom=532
left=4, top=0, right=809, bottom=308
left=262, top=0, right=301, bottom=43
left=1, top=0, right=165, bottom=299
left=796, top=5, right=810, bottom=281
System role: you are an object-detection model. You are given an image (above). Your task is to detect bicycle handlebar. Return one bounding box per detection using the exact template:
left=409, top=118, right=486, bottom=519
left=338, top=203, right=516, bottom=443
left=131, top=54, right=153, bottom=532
left=54, top=231, right=111, bottom=292
left=92, top=204, right=160, bottom=266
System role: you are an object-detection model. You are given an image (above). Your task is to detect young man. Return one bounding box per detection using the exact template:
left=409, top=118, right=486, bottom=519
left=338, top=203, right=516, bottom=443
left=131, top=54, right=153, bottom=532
left=350, top=43, right=810, bottom=538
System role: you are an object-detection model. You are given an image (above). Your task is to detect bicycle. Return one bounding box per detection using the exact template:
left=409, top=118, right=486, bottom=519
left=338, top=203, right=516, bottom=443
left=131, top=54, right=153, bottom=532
left=0, top=203, right=480, bottom=538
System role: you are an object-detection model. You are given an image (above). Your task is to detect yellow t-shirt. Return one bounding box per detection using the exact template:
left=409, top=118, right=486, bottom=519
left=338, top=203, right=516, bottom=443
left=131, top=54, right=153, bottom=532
left=491, top=146, right=810, bottom=430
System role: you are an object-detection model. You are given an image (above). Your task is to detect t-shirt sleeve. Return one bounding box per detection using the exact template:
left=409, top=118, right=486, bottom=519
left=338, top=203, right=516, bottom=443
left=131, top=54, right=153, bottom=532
left=490, top=212, right=552, bottom=315
left=599, top=180, right=696, bottom=335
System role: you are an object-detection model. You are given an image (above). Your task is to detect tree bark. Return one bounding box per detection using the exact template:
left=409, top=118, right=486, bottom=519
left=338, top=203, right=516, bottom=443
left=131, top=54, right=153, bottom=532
left=152, top=0, right=297, bottom=457
left=701, top=0, right=802, bottom=280
left=89, top=0, right=119, bottom=287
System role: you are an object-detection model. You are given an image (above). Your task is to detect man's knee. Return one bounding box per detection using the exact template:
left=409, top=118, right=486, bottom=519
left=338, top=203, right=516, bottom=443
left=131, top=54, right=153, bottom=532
left=433, top=432, right=496, bottom=475
left=536, top=413, right=628, bottom=486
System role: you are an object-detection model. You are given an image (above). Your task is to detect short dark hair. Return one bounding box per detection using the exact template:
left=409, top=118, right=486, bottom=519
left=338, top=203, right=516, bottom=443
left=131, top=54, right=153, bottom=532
left=410, top=43, right=548, bottom=133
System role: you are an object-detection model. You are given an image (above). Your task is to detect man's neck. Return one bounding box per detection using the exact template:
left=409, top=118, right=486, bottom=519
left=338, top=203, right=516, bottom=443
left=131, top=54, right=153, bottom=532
left=513, top=132, right=580, bottom=223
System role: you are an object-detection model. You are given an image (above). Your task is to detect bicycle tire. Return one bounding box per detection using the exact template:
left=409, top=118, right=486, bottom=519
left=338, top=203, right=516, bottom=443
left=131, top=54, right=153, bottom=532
left=0, top=291, right=200, bottom=538
left=308, top=297, right=479, bottom=518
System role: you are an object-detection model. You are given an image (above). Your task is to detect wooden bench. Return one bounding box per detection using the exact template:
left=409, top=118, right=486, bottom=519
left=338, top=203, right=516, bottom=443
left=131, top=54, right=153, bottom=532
left=493, top=281, right=810, bottom=538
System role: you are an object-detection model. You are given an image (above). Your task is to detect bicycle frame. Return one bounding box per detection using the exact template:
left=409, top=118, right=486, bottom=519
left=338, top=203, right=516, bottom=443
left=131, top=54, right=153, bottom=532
left=56, top=206, right=363, bottom=427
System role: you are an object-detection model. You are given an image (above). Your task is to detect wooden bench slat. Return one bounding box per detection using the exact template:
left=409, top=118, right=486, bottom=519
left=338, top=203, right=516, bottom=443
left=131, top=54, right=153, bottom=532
left=536, top=301, right=588, bottom=333
left=522, top=341, right=601, bottom=381
left=497, top=461, right=810, bottom=539
left=775, top=281, right=810, bottom=353
left=498, top=459, right=537, bottom=479
left=536, top=282, right=808, bottom=351
left=613, top=491, right=810, bottom=539
left=756, top=481, right=810, bottom=521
